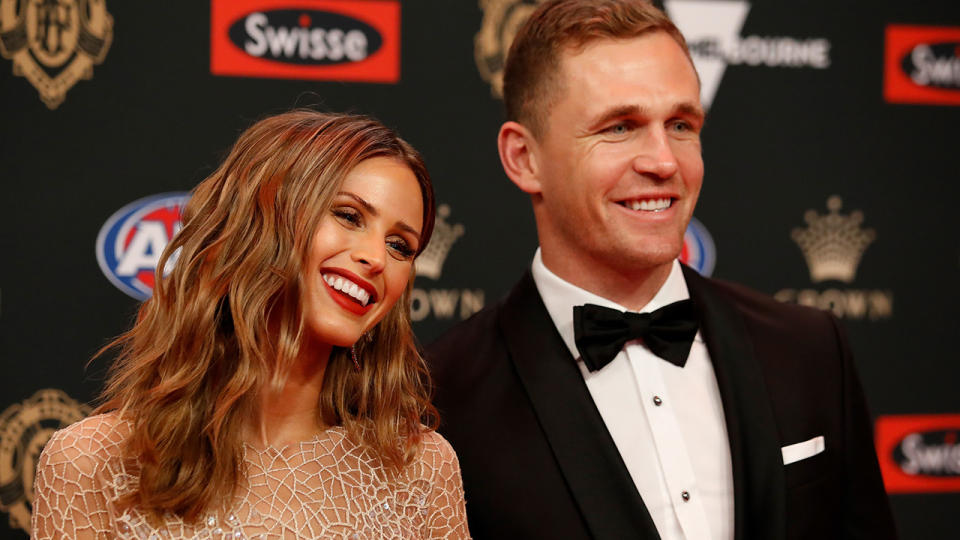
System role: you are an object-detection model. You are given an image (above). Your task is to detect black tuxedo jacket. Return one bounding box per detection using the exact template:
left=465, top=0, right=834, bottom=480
left=427, top=266, right=896, bottom=540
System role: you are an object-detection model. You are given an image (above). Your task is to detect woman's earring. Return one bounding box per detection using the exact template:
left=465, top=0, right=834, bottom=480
left=351, top=344, right=361, bottom=373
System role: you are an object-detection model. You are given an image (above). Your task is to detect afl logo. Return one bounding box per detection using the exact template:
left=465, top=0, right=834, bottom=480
left=680, top=217, right=716, bottom=276
left=95, top=193, right=189, bottom=300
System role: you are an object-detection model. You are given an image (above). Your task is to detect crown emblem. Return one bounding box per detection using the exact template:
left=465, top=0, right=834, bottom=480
left=416, top=204, right=465, bottom=280
left=791, top=196, right=875, bottom=283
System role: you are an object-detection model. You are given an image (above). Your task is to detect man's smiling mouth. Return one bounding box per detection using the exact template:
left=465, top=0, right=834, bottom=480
left=617, top=198, right=674, bottom=212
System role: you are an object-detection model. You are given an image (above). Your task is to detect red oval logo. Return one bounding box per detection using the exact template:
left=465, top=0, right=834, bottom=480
left=228, top=9, right=383, bottom=66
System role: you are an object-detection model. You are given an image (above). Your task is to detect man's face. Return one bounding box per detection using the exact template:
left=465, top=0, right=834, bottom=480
left=531, top=31, right=704, bottom=278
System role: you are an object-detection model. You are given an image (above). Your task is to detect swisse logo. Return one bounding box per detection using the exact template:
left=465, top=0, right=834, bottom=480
left=894, top=431, right=960, bottom=477
left=876, top=414, right=960, bottom=493
left=96, top=193, right=189, bottom=301
left=885, top=25, right=960, bottom=105
left=211, top=0, right=400, bottom=83
left=231, top=10, right=381, bottom=65
left=902, top=42, right=960, bottom=90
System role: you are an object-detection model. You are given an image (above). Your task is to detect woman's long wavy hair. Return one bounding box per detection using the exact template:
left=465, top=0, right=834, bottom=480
left=94, top=110, right=437, bottom=522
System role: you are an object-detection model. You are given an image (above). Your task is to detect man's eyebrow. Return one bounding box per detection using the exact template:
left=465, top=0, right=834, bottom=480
left=673, top=102, right=706, bottom=123
left=587, top=102, right=706, bottom=129
left=588, top=104, right=643, bottom=128
left=338, top=191, right=422, bottom=239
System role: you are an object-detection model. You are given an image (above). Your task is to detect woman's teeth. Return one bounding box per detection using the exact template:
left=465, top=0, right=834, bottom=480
left=323, top=274, right=371, bottom=306
left=625, top=198, right=672, bottom=212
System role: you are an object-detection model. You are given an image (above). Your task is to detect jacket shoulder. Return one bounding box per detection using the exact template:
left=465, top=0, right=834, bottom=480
left=697, top=274, right=836, bottom=333
left=427, top=296, right=505, bottom=356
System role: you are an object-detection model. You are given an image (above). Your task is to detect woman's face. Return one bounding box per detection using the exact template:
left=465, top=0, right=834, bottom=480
left=300, top=156, right=424, bottom=349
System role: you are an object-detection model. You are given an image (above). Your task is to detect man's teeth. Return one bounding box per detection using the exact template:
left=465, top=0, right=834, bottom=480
left=626, top=198, right=672, bottom=212
left=322, top=274, right=371, bottom=306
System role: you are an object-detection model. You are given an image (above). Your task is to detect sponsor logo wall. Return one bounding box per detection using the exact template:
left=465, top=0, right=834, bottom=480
left=412, top=204, right=486, bottom=323
left=1, top=1, right=959, bottom=537
left=665, top=0, right=831, bottom=108
left=0, top=0, right=113, bottom=108
left=876, top=415, right=960, bottom=493
left=0, top=390, right=91, bottom=535
left=885, top=25, right=960, bottom=105
left=211, top=0, right=400, bottom=82
left=96, top=193, right=189, bottom=301
left=775, top=196, right=893, bottom=321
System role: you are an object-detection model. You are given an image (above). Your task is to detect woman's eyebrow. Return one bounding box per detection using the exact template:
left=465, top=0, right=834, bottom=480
left=339, top=191, right=378, bottom=216
left=338, top=191, right=421, bottom=238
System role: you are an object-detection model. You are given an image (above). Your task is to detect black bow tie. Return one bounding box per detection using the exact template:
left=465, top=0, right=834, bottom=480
left=573, top=300, right=699, bottom=372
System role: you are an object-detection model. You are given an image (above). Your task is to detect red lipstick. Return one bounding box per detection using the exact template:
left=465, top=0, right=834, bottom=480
left=321, top=268, right=377, bottom=316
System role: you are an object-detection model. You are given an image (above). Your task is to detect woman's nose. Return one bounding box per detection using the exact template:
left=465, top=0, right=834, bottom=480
left=351, top=234, right=386, bottom=274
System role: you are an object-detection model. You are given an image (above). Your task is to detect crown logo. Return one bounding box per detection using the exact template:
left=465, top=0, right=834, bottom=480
left=791, top=196, right=875, bottom=283
left=416, top=204, right=465, bottom=280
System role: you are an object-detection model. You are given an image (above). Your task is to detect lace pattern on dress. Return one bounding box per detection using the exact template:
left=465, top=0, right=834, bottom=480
left=31, top=414, right=470, bottom=539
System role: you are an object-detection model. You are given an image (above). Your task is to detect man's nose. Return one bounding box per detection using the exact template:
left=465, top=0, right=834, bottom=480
left=351, top=234, right=386, bottom=274
left=632, top=127, right=679, bottom=180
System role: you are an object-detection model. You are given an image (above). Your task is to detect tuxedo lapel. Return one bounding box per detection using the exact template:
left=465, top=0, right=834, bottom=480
left=498, top=272, right=660, bottom=540
left=682, top=266, right=786, bottom=540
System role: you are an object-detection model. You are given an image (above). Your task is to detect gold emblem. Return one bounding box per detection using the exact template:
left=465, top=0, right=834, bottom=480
left=0, top=389, right=91, bottom=534
left=416, top=204, right=465, bottom=280
left=0, top=0, right=113, bottom=109
left=791, top=196, right=876, bottom=283
left=412, top=203, right=484, bottom=323
left=474, top=0, right=543, bottom=97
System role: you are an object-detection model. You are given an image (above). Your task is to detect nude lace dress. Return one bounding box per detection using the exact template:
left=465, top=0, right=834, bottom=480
left=31, top=414, right=470, bottom=539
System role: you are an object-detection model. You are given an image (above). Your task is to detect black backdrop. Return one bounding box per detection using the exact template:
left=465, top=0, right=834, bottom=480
left=1, top=0, right=958, bottom=538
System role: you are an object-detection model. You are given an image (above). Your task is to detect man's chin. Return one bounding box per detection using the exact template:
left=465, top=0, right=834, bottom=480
left=612, top=243, right=684, bottom=272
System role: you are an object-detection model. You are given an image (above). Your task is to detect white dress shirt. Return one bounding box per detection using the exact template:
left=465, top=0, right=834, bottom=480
left=531, top=249, right=734, bottom=540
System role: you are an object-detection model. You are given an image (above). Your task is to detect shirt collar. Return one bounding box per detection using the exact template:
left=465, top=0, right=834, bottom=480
left=530, top=248, right=691, bottom=360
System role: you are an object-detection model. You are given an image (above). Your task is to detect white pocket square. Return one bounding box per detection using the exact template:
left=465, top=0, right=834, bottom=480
left=781, top=435, right=825, bottom=465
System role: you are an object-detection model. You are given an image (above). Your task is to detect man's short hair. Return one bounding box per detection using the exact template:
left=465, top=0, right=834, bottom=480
left=503, top=0, right=692, bottom=138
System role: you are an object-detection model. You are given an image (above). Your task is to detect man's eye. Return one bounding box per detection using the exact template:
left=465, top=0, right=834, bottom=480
left=607, top=124, right=629, bottom=135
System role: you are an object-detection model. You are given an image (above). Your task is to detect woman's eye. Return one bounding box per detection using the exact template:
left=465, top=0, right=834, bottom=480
left=387, top=238, right=416, bottom=260
left=333, top=208, right=361, bottom=226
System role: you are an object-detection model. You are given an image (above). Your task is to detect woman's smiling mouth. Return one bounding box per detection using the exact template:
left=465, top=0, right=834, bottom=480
left=321, top=270, right=378, bottom=315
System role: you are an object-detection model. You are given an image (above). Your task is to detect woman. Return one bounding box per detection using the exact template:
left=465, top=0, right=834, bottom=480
left=31, top=111, right=470, bottom=539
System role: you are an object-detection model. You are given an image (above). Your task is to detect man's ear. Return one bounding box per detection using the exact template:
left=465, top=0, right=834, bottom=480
left=498, top=121, right=542, bottom=194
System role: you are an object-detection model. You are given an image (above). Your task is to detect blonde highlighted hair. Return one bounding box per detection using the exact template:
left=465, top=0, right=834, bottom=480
left=95, top=110, right=437, bottom=521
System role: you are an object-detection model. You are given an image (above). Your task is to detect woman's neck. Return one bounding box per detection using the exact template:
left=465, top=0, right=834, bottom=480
left=248, top=340, right=332, bottom=447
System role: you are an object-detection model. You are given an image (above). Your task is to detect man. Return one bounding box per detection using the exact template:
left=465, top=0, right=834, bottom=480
left=428, top=1, right=896, bottom=539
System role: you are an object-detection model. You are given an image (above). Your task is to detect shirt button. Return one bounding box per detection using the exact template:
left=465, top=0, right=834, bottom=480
left=681, top=490, right=691, bottom=502
left=652, top=395, right=663, bottom=406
